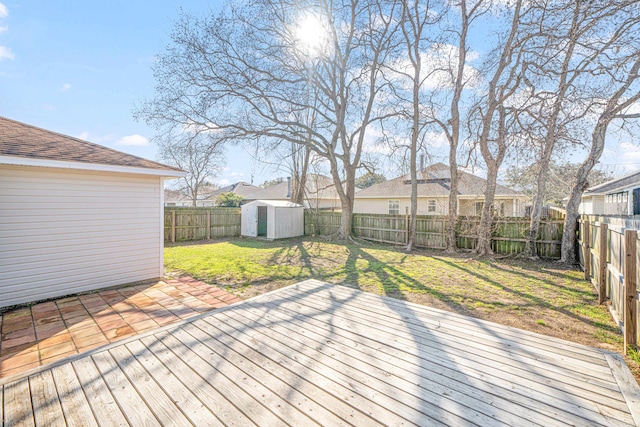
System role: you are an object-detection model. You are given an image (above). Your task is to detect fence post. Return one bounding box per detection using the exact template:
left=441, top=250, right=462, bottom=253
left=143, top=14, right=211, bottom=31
left=207, top=210, right=211, bottom=240
left=598, top=223, right=608, bottom=304
left=583, top=219, right=591, bottom=281
left=624, top=229, right=638, bottom=352
left=171, top=210, right=176, bottom=243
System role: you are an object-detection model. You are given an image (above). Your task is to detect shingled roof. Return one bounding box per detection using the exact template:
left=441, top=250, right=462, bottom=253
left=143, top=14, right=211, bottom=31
left=245, top=174, right=346, bottom=201
left=356, top=163, right=523, bottom=198
left=0, top=116, right=182, bottom=173
left=212, top=181, right=262, bottom=198
left=583, top=169, right=640, bottom=195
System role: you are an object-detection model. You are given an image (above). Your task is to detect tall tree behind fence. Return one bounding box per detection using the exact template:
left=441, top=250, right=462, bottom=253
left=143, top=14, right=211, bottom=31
left=164, top=208, right=241, bottom=242
left=304, top=211, right=563, bottom=257
left=579, top=215, right=640, bottom=352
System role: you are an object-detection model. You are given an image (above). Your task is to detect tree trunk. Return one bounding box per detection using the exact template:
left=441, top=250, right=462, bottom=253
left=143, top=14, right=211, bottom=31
left=406, top=45, right=421, bottom=252
left=526, top=167, right=547, bottom=258
left=476, top=164, right=499, bottom=256
left=445, top=0, right=468, bottom=254
left=407, top=154, right=418, bottom=251
left=561, top=122, right=607, bottom=263
left=291, top=146, right=310, bottom=205
left=330, top=156, right=356, bottom=240
left=446, top=145, right=459, bottom=253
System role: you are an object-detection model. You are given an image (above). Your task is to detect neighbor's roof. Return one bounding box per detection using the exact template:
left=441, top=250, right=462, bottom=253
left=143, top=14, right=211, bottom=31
left=356, top=163, right=523, bottom=198
left=583, top=169, right=640, bottom=195
left=245, top=174, right=346, bottom=201
left=164, top=189, right=191, bottom=202
left=0, top=116, right=184, bottom=176
left=212, top=181, right=262, bottom=198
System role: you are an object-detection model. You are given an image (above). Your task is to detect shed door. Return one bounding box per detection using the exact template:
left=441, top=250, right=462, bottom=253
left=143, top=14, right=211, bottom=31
left=258, top=206, right=268, bottom=236
left=245, top=206, right=258, bottom=236
left=633, top=188, right=640, bottom=215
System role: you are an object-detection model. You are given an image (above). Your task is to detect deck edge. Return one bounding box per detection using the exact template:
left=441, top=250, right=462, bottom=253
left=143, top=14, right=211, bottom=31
left=605, top=352, right=640, bottom=426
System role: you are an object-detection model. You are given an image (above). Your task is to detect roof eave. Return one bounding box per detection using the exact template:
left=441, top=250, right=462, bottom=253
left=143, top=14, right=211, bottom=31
left=0, top=155, right=186, bottom=178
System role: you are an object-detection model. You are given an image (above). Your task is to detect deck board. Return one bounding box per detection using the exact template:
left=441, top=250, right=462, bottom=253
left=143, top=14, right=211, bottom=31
left=50, top=364, right=98, bottom=427
left=29, top=370, right=65, bottom=427
left=269, top=286, right=628, bottom=406
left=1, top=279, right=639, bottom=426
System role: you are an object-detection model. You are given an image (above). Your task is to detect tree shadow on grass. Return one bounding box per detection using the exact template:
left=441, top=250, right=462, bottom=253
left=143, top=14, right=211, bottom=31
left=433, top=257, right=620, bottom=334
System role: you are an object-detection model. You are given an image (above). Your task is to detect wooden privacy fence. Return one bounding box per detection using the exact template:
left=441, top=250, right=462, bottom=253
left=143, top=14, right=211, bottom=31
left=579, top=215, right=640, bottom=351
left=164, top=208, right=241, bottom=242
left=304, top=211, right=563, bottom=257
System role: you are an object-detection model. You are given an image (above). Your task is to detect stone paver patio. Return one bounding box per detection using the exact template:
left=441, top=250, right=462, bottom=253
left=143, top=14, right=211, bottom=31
left=0, top=276, right=241, bottom=379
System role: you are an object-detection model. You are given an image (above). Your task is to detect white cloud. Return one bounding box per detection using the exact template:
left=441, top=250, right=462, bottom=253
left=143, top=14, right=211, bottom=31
left=0, top=26, right=7, bottom=33
left=0, top=3, right=7, bottom=19
left=217, top=178, right=230, bottom=186
left=229, top=171, right=244, bottom=177
left=115, top=134, right=149, bottom=146
left=60, top=83, right=72, bottom=92
left=0, top=45, right=14, bottom=60
left=612, top=141, right=640, bottom=173
left=78, top=131, right=90, bottom=140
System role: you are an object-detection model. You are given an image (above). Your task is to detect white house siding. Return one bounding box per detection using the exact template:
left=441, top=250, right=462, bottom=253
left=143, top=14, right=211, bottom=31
left=354, top=197, right=524, bottom=217
left=0, top=165, right=163, bottom=308
left=580, top=196, right=605, bottom=215
left=354, top=198, right=449, bottom=215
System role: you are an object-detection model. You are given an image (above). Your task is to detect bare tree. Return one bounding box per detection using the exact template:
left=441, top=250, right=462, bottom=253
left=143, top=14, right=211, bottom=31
left=429, top=0, right=487, bottom=252
left=157, top=132, right=224, bottom=207
left=561, top=56, right=640, bottom=263
left=522, top=0, right=636, bottom=258
left=136, top=0, right=400, bottom=239
left=396, top=0, right=443, bottom=251
left=473, top=0, right=532, bottom=256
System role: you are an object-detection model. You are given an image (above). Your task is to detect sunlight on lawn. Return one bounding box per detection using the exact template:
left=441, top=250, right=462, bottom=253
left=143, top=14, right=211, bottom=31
left=163, top=236, right=629, bottom=375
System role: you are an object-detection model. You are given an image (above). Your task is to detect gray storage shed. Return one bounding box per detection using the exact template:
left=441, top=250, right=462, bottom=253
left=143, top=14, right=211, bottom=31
left=241, top=200, right=304, bottom=239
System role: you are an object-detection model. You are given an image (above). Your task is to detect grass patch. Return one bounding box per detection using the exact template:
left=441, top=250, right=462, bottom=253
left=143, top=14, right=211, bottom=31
left=164, top=236, right=638, bottom=382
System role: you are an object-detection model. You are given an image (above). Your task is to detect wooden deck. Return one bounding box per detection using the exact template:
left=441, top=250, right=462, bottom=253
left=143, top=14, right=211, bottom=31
left=2, top=279, right=639, bottom=426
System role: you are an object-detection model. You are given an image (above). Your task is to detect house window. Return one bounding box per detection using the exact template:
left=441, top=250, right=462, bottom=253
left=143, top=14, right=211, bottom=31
left=494, top=202, right=505, bottom=217
left=389, top=200, right=400, bottom=215
left=475, top=202, right=484, bottom=216
left=427, top=200, right=436, bottom=213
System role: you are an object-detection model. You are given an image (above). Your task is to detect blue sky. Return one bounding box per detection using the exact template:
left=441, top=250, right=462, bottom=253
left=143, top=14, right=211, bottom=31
left=1, top=1, right=638, bottom=187
left=0, top=0, right=268, bottom=186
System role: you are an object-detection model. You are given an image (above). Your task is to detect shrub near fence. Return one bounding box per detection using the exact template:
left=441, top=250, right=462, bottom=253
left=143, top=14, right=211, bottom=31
left=164, top=207, right=241, bottom=242
left=304, top=211, right=563, bottom=257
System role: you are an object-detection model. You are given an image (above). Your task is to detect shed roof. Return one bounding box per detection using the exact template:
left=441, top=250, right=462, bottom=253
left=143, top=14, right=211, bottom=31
left=0, top=116, right=183, bottom=176
left=244, top=200, right=304, bottom=208
left=356, top=163, right=523, bottom=198
left=583, top=169, right=640, bottom=195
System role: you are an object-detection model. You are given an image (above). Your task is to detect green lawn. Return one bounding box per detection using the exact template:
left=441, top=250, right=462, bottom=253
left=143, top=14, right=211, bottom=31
left=164, top=236, right=639, bottom=380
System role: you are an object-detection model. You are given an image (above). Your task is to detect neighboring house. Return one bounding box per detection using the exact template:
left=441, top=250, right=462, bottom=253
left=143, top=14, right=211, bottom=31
left=354, top=163, right=527, bottom=216
left=579, top=169, right=640, bottom=215
left=164, top=189, right=192, bottom=207
left=245, top=174, right=346, bottom=210
left=0, top=116, right=185, bottom=308
left=210, top=181, right=261, bottom=204
left=164, top=182, right=261, bottom=207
